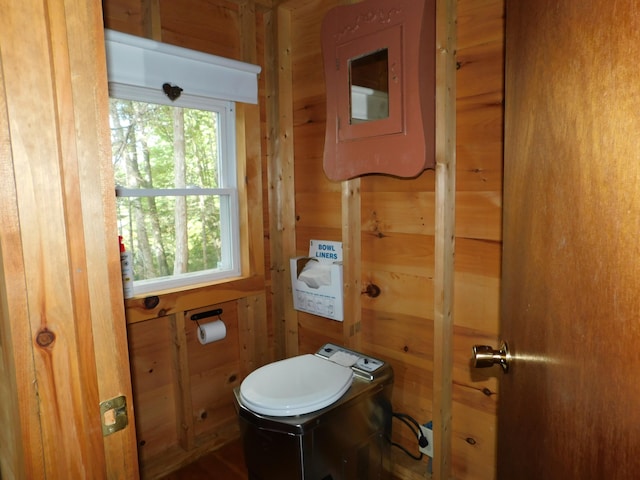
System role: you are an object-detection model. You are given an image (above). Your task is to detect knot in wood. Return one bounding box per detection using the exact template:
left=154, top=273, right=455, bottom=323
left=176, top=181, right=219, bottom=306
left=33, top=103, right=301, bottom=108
left=36, top=329, right=55, bottom=347
left=363, top=283, right=381, bottom=298
left=144, top=296, right=160, bottom=309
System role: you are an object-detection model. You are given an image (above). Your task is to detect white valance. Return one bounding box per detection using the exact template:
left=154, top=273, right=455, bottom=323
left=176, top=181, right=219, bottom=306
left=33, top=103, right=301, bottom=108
left=104, top=29, right=261, bottom=104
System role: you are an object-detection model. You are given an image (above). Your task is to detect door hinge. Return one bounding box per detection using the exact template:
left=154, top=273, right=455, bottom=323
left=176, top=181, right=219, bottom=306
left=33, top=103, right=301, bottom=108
left=100, top=395, right=128, bottom=436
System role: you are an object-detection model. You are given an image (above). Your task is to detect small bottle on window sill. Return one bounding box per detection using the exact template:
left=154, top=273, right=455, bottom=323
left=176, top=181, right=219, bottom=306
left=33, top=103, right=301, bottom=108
left=119, top=236, right=134, bottom=299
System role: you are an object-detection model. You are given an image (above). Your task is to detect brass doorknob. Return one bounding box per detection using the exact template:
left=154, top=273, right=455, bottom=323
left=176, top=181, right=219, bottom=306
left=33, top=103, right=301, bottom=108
left=472, top=341, right=511, bottom=373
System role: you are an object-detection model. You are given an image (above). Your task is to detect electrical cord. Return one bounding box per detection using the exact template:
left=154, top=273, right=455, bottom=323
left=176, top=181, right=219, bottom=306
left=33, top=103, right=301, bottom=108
left=390, top=412, right=429, bottom=461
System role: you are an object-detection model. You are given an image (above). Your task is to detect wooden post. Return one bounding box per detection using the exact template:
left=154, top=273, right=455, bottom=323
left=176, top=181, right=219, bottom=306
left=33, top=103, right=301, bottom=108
left=170, top=314, right=196, bottom=451
left=433, top=0, right=457, bottom=477
left=273, top=4, right=298, bottom=358
left=342, top=178, right=362, bottom=350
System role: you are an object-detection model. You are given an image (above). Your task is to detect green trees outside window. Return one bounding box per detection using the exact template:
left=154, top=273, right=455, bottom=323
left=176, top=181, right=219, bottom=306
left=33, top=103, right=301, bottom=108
left=110, top=97, right=238, bottom=293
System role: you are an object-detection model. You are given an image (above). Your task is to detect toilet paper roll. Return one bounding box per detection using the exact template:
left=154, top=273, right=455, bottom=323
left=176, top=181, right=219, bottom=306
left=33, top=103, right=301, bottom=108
left=197, top=320, right=227, bottom=345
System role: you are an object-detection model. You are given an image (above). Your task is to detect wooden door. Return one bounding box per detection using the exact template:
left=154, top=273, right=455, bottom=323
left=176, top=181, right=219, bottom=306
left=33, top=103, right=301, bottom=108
left=0, top=0, right=138, bottom=477
left=498, top=1, right=640, bottom=478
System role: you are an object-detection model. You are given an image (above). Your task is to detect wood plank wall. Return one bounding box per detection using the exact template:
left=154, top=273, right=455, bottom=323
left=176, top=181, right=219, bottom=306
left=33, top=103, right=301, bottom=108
left=102, top=0, right=504, bottom=478
left=278, top=0, right=504, bottom=478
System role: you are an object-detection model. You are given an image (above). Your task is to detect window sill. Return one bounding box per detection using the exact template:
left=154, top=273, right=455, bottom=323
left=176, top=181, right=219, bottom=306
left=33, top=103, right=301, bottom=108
left=123, top=274, right=265, bottom=324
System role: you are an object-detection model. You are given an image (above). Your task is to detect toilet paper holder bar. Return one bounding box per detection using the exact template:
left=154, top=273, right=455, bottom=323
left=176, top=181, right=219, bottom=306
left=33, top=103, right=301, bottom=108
left=190, top=308, right=223, bottom=322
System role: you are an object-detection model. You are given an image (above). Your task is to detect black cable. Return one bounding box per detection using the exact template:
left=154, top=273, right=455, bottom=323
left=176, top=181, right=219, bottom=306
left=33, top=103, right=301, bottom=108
left=394, top=412, right=429, bottom=448
left=390, top=412, right=429, bottom=461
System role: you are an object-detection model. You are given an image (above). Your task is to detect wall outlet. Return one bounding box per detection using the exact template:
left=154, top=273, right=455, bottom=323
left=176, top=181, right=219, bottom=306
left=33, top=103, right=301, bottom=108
left=419, top=422, right=433, bottom=458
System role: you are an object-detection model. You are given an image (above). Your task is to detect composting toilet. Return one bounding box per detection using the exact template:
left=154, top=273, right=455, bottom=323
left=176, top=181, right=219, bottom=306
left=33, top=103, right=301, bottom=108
left=234, top=343, right=394, bottom=480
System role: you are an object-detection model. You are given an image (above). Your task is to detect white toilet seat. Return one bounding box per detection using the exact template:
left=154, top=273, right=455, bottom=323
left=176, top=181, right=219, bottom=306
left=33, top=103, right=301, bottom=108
left=239, top=354, right=353, bottom=417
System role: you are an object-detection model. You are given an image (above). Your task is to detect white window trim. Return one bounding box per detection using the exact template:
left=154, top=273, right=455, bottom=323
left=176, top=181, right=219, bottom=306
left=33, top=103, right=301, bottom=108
left=104, top=29, right=261, bottom=104
left=105, top=30, right=259, bottom=295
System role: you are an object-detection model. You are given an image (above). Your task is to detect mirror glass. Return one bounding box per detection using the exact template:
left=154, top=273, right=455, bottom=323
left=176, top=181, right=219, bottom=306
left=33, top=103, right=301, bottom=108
left=349, top=48, right=389, bottom=124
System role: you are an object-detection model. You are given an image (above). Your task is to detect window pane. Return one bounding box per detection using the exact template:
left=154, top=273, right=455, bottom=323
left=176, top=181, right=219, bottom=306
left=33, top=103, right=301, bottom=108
left=116, top=194, right=233, bottom=282
left=110, top=99, right=222, bottom=190
left=110, top=96, right=239, bottom=292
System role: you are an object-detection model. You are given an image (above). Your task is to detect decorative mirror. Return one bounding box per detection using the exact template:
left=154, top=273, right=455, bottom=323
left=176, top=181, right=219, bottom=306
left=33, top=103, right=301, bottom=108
left=350, top=48, right=389, bottom=123
left=321, top=0, right=435, bottom=181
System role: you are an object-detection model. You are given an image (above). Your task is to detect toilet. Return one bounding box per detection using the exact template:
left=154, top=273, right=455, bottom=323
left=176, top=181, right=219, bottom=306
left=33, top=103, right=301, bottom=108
left=239, top=353, right=354, bottom=417
left=234, top=343, right=394, bottom=480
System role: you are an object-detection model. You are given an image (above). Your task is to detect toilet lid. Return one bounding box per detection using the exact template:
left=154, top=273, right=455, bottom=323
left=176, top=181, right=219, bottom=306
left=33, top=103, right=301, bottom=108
left=239, top=354, right=353, bottom=417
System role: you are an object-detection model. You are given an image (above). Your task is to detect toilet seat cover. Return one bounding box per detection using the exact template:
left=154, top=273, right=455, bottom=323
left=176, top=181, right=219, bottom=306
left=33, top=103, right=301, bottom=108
left=239, top=354, right=353, bottom=417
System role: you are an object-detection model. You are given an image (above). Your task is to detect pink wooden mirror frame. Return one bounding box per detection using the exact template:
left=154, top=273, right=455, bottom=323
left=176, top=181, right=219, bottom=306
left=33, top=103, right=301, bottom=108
left=321, top=0, right=435, bottom=181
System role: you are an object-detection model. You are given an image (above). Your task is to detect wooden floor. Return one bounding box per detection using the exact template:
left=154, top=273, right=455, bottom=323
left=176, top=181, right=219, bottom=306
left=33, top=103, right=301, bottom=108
left=160, top=439, right=248, bottom=480
left=159, top=437, right=428, bottom=480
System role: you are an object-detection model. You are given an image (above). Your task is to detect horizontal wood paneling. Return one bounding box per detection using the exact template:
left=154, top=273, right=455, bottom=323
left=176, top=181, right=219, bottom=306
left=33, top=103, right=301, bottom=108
left=102, top=0, right=146, bottom=35
left=453, top=0, right=504, bottom=478
left=286, top=0, right=439, bottom=474
left=160, top=0, right=241, bottom=58
left=362, top=192, right=436, bottom=236
left=362, top=232, right=435, bottom=276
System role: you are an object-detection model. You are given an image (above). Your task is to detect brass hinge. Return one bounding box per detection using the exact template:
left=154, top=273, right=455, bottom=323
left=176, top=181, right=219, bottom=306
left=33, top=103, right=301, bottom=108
left=100, top=395, right=128, bottom=436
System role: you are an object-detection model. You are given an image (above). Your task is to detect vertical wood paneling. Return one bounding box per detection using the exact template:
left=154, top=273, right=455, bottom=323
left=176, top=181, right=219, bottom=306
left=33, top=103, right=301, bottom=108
left=0, top=53, right=44, bottom=480
left=1, top=0, right=139, bottom=477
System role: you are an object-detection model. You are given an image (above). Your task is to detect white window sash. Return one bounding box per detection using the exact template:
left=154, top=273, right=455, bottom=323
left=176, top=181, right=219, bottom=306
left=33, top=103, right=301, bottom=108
left=115, top=187, right=237, bottom=197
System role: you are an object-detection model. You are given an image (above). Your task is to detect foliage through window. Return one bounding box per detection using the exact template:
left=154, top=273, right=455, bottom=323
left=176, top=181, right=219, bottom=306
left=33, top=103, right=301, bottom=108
left=110, top=87, right=240, bottom=295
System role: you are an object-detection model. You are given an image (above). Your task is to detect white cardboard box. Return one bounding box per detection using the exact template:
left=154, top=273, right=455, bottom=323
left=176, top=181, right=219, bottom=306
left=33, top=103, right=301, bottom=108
left=290, top=240, right=343, bottom=321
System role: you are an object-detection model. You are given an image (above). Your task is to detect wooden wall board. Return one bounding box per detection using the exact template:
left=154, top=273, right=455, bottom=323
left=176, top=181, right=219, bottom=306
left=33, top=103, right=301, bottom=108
left=456, top=0, right=504, bottom=50
left=359, top=270, right=434, bottom=318
left=361, top=232, right=435, bottom=277
left=294, top=193, right=343, bottom=229
left=454, top=191, right=502, bottom=241
left=160, top=0, right=241, bottom=58
left=451, top=403, right=497, bottom=480
left=297, top=313, right=344, bottom=353
left=124, top=276, right=264, bottom=324
left=452, top=0, right=504, bottom=478
left=101, top=0, right=146, bottom=36
left=362, top=191, right=436, bottom=236
left=361, top=310, right=434, bottom=370
left=127, top=317, right=179, bottom=462
left=456, top=47, right=504, bottom=100
left=0, top=63, right=42, bottom=480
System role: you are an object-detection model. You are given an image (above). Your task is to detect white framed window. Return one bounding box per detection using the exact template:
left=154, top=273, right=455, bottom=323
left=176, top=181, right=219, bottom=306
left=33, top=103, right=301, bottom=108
left=105, top=30, right=260, bottom=296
